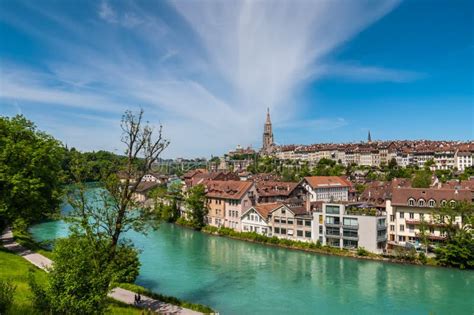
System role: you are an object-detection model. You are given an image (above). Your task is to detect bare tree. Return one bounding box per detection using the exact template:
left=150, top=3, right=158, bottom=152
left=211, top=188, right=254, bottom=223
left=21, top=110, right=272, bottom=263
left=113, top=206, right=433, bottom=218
left=68, top=109, right=169, bottom=261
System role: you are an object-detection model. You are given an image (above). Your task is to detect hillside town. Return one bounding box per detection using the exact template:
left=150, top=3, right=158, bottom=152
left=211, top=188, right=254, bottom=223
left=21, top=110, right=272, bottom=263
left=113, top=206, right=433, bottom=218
left=132, top=111, right=474, bottom=256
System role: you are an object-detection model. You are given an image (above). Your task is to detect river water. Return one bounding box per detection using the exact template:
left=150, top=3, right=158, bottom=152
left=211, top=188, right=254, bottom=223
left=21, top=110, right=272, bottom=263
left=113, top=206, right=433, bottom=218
left=30, top=201, right=474, bottom=314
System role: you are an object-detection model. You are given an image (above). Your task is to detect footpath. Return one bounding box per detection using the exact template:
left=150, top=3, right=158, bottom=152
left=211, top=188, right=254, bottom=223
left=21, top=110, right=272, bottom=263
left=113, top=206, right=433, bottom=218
left=0, top=228, right=203, bottom=315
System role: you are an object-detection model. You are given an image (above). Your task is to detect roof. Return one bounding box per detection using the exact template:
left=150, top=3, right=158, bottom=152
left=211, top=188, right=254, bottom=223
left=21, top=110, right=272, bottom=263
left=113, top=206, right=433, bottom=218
left=249, top=203, right=283, bottom=219
left=256, top=181, right=300, bottom=197
left=135, top=181, right=161, bottom=193
left=360, top=178, right=412, bottom=207
left=391, top=187, right=471, bottom=206
left=304, top=176, right=352, bottom=189
left=441, top=179, right=474, bottom=192
left=205, top=180, right=254, bottom=200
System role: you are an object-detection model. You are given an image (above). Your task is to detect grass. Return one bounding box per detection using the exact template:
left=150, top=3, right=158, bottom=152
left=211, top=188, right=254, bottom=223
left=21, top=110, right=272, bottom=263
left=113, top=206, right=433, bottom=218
left=0, top=248, right=144, bottom=314
left=118, top=283, right=215, bottom=314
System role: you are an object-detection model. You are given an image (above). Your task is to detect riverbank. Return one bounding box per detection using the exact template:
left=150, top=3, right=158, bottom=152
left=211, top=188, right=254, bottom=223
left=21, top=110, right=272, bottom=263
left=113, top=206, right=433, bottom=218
left=7, top=224, right=215, bottom=314
left=192, top=224, right=439, bottom=267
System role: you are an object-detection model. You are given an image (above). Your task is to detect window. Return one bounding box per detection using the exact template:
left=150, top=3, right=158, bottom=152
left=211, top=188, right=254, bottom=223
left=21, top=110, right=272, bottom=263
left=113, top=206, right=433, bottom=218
left=408, top=198, right=415, bottom=206
left=429, top=228, right=434, bottom=234
left=326, top=205, right=340, bottom=214
left=390, top=225, right=395, bottom=231
left=305, top=231, right=312, bottom=238
left=281, top=209, right=286, bottom=214
left=274, top=227, right=280, bottom=234
left=390, top=215, right=394, bottom=222
left=409, top=212, right=414, bottom=219
left=281, top=219, right=287, bottom=224
left=400, top=224, right=404, bottom=232
left=305, top=220, right=311, bottom=227
left=281, top=228, right=287, bottom=235
left=399, top=212, right=404, bottom=219
left=275, top=218, right=280, bottom=223
left=428, top=199, right=436, bottom=207
left=398, top=235, right=406, bottom=242
left=441, top=200, right=447, bottom=207
left=297, top=220, right=303, bottom=226
left=418, top=199, right=425, bottom=207
left=342, top=230, right=358, bottom=238
left=343, top=217, right=358, bottom=227
left=326, top=216, right=340, bottom=225
left=326, top=227, right=340, bottom=236
left=319, top=215, right=323, bottom=224
left=287, top=219, right=294, bottom=225
left=297, top=230, right=303, bottom=237
left=319, top=226, right=323, bottom=234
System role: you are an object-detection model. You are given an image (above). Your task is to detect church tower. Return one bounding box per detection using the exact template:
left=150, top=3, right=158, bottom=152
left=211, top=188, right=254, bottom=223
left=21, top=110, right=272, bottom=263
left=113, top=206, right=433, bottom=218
left=262, top=108, right=274, bottom=154
left=368, top=130, right=372, bottom=144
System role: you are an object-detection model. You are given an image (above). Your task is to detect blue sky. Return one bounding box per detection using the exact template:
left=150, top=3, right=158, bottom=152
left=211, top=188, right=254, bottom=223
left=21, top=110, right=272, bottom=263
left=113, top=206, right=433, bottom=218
left=0, top=0, right=473, bottom=158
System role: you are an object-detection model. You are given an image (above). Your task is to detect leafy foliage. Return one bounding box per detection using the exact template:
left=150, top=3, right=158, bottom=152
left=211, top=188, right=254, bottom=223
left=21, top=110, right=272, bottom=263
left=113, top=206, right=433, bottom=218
left=0, top=115, right=64, bottom=223
left=0, top=278, right=16, bottom=314
left=185, top=184, right=208, bottom=229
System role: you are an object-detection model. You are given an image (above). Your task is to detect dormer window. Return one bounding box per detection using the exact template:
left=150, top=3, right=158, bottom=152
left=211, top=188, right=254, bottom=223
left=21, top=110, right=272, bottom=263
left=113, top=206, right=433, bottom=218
left=418, top=199, right=425, bottom=207
left=428, top=199, right=436, bottom=207
left=441, top=200, right=447, bottom=207
left=450, top=200, right=456, bottom=207
left=408, top=198, right=415, bottom=206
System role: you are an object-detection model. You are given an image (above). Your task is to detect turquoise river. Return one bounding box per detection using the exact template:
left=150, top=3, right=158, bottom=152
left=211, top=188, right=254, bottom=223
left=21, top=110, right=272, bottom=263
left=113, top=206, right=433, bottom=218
left=30, top=207, right=474, bottom=314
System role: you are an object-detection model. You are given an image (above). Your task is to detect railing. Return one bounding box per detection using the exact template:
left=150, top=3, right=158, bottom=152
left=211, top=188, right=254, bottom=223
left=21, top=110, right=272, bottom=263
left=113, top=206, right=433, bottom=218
left=377, top=224, right=387, bottom=231
left=342, top=235, right=359, bottom=241
left=325, top=222, right=341, bottom=228
left=342, top=224, right=358, bottom=230
left=377, top=235, right=387, bottom=242
left=325, top=232, right=341, bottom=238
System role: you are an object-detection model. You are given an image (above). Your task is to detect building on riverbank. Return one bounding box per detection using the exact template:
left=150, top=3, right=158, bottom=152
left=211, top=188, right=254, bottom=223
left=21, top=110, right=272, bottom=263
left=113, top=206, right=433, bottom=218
left=268, top=203, right=314, bottom=242
left=312, top=202, right=387, bottom=253
left=241, top=203, right=279, bottom=236
left=205, top=180, right=257, bottom=230
left=386, top=187, right=471, bottom=247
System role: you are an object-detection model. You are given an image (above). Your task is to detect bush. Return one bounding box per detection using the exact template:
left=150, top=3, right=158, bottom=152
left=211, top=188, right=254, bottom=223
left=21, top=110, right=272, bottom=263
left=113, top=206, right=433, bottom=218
left=418, top=252, right=427, bottom=265
left=357, top=247, right=369, bottom=256
left=0, top=279, right=16, bottom=314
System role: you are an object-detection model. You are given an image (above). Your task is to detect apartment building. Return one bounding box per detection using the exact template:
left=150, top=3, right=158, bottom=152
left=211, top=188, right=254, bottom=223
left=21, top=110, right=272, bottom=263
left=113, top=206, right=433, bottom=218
left=241, top=203, right=278, bottom=236
left=255, top=181, right=305, bottom=203
left=386, top=187, right=471, bottom=246
left=312, top=203, right=387, bottom=253
left=302, top=176, right=351, bottom=202
left=267, top=203, right=313, bottom=242
left=205, top=180, right=256, bottom=230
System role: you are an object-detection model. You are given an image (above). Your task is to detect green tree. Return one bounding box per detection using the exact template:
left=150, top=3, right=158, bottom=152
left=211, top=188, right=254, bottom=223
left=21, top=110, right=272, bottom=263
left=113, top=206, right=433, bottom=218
left=185, top=184, right=208, bottom=228
left=412, top=170, right=432, bottom=188
left=0, top=115, right=64, bottom=223
left=0, top=279, right=16, bottom=314
left=434, top=202, right=474, bottom=269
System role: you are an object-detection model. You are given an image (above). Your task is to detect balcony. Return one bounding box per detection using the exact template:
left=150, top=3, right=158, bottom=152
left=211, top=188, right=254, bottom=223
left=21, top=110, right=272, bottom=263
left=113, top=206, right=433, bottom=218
left=342, top=235, right=359, bottom=241
left=377, top=224, right=387, bottom=231
left=406, top=219, right=446, bottom=227
left=325, top=232, right=341, bottom=239
left=325, top=222, right=341, bottom=228
left=342, top=224, right=358, bottom=230
left=377, top=235, right=387, bottom=242
left=415, top=233, right=447, bottom=241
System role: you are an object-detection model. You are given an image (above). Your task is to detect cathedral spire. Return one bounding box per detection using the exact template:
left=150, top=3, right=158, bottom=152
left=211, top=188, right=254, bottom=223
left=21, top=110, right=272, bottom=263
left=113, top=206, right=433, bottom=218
left=262, top=108, right=274, bottom=154
left=266, top=107, right=271, bottom=124
left=368, top=130, right=372, bottom=143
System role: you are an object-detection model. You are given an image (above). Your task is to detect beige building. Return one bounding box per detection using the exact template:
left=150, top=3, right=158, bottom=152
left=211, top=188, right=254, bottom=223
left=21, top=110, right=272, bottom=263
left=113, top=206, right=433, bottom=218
left=302, top=176, right=352, bottom=202
left=268, top=203, right=313, bottom=242
left=205, top=180, right=256, bottom=230
left=386, top=187, right=471, bottom=246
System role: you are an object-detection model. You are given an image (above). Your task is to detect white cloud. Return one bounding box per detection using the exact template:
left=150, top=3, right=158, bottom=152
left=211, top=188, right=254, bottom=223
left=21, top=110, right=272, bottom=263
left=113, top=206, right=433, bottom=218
left=1, top=0, right=413, bottom=157
left=320, top=64, right=425, bottom=83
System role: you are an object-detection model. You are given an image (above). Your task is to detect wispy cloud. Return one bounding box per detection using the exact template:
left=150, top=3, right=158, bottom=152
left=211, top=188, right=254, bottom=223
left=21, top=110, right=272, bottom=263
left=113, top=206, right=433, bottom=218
left=0, top=0, right=413, bottom=157
left=320, top=63, right=425, bottom=83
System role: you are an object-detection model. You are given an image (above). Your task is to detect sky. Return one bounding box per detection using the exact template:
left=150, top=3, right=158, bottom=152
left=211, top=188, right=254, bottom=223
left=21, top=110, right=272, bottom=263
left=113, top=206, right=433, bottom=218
left=0, top=0, right=473, bottom=158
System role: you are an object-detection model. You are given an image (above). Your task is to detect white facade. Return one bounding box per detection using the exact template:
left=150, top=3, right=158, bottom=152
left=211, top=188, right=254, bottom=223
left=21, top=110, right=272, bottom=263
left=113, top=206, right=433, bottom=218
left=312, top=203, right=387, bottom=254
left=302, top=182, right=349, bottom=202
left=455, top=152, right=473, bottom=171
left=241, top=208, right=271, bottom=236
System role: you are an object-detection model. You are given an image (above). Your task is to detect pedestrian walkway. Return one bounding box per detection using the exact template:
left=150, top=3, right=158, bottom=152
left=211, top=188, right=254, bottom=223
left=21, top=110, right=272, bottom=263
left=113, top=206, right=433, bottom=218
left=0, top=227, right=205, bottom=315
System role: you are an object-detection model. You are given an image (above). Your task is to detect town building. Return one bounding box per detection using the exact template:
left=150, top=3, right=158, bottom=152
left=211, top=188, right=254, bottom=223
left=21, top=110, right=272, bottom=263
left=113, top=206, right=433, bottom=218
left=241, top=203, right=279, bottom=236
left=268, top=203, right=313, bottom=242
left=302, top=176, right=352, bottom=202
left=312, top=203, right=387, bottom=254
left=255, top=180, right=305, bottom=203
left=205, top=180, right=257, bottom=230
left=385, top=187, right=471, bottom=246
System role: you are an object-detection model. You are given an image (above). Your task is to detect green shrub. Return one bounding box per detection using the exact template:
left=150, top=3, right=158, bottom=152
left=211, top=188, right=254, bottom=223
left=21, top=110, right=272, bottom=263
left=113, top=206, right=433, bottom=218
left=0, top=279, right=16, bottom=314
left=357, top=247, right=369, bottom=256
left=418, top=252, right=427, bottom=265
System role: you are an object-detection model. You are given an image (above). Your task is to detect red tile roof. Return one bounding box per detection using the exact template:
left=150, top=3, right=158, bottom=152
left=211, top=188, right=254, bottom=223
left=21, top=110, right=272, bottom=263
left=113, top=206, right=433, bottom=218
left=304, top=176, right=351, bottom=189
left=391, top=187, right=471, bottom=206
left=205, top=180, right=254, bottom=200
